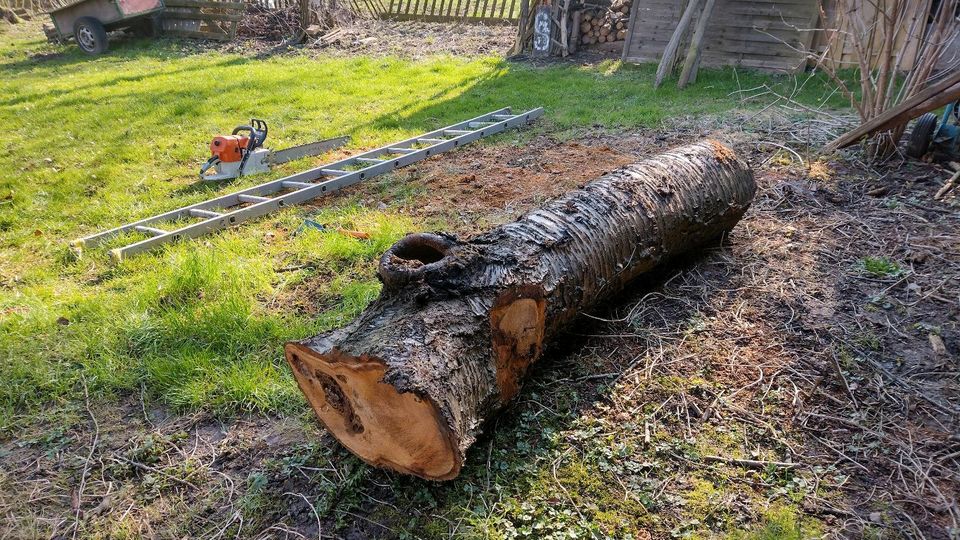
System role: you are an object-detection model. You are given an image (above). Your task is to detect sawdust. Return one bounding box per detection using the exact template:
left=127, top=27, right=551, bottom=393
left=337, top=132, right=667, bottom=234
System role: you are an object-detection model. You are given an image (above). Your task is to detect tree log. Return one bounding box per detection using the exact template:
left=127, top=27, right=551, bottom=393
left=285, top=141, right=756, bottom=480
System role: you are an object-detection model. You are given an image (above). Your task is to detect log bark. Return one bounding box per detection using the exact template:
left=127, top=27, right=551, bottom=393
left=285, top=141, right=756, bottom=480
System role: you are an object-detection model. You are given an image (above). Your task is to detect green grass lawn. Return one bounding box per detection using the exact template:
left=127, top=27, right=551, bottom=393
left=0, top=20, right=865, bottom=540
left=0, top=24, right=846, bottom=432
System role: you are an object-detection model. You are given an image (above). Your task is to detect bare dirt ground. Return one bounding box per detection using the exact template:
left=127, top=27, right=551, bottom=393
left=3, top=113, right=958, bottom=538
left=234, top=7, right=517, bottom=58
left=306, top=19, right=515, bottom=58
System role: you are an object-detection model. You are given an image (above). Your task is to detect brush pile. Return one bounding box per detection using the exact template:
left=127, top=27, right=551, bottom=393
left=237, top=3, right=301, bottom=41
left=579, top=0, right=629, bottom=45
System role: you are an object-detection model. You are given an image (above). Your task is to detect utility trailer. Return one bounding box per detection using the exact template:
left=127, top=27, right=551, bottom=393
left=46, top=0, right=164, bottom=54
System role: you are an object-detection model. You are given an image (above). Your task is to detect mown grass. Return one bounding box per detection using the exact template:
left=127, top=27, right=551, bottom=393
left=0, top=22, right=847, bottom=433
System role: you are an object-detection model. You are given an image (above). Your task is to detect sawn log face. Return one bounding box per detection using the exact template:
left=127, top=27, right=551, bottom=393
left=285, top=140, right=757, bottom=480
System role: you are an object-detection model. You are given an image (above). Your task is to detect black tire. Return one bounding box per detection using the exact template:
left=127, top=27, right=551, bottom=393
left=906, top=113, right=937, bottom=159
left=73, top=16, right=108, bottom=55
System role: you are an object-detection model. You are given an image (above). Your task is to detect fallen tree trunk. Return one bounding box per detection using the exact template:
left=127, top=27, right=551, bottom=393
left=285, top=141, right=756, bottom=480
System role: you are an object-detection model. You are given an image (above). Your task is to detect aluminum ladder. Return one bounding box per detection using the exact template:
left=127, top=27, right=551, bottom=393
left=72, top=107, right=544, bottom=261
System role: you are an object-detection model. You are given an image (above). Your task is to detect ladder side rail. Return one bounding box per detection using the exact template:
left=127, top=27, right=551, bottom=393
left=349, top=107, right=514, bottom=155
left=111, top=169, right=361, bottom=260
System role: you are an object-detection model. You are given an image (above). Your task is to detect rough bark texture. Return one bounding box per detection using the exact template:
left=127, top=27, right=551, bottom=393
left=285, top=140, right=756, bottom=480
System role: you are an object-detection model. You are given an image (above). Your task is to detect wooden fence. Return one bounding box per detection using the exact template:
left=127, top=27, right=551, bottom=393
left=379, top=0, right=520, bottom=23
left=161, top=0, right=245, bottom=40
left=623, top=0, right=820, bottom=72
left=0, top=0, right=285, bottom=14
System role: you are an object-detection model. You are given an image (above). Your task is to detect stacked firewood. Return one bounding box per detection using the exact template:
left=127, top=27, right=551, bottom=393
left=579, top=0, right=630, bottom=45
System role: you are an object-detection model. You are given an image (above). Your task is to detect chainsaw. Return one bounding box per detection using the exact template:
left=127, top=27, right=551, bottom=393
left=199, top=119, right=349, bottom=181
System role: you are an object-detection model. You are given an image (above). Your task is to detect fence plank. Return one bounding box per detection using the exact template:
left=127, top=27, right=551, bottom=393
left=163, top=10, right=242, bottom=21
left=377, top=0, right=518, bottom=22
left=164, top=0, right=245, bottom=9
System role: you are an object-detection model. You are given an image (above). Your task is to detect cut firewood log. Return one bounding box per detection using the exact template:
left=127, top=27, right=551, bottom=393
left=285, top=141, right=756, bottom=480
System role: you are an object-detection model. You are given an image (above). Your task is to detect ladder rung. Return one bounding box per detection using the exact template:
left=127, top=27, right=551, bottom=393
left=356, top=158, right=385, bottom=164
left=467, top=122, right=496, bottom=128
left=135, top=225, right=168, bottom=237
left=282, top=181, right=314, bottom=189
left=189, top=209, right=222, bottom=219
left=418, top=138, right=444, bottom=144
left=444, top=130, right=472, bottom=135
left=321, top=169, right=349, bottom=176
left=490, top=114, right=515, bottom=120
left=387, top=147, right=415, bottom=154
left=238, top=194, right=271, bottom=203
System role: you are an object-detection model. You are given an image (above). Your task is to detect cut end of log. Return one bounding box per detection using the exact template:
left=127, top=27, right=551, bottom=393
left=285, top=344, right=460, bottom=480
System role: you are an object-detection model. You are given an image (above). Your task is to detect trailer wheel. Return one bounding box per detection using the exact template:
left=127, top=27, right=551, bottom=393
left=73, top=17, right=108, bottom=55
left=906, top=113, right=937, bottom=159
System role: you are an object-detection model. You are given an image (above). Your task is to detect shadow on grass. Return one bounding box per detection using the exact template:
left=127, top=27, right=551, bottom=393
left=0, top=52, right=250, bottom=108
left=344, top=58, right=846, bottom=135
left=2, top=31, right=244, bottom=72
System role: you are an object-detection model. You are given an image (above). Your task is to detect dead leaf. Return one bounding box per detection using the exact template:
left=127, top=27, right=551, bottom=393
left=929, top=333, right=947, bottom=356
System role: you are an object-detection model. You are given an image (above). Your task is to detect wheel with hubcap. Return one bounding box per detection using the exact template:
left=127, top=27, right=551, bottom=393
left=906, top=113, right=937, bottom=159
left=73, top=16, right=108, bottom=55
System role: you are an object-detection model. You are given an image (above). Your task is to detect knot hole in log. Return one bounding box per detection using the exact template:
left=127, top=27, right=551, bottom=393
left=290, top=354, right=364, bottom=434
left=378, top=233, right=458, bottom=291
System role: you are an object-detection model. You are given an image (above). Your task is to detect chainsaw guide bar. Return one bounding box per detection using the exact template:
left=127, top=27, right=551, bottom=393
left=267, top=136, right=351, bottom=165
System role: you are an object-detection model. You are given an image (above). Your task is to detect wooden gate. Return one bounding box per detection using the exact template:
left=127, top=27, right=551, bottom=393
left=382, top=0, right=520, bottom=23
left=161, top=0, right=245, bottom=40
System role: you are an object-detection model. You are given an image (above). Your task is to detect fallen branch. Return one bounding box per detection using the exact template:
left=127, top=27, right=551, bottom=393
left=822, top=53, right=960, bottom=153
left=702, top=455, right=798, bottom=469
left=935, top=169, right=960, bottom=200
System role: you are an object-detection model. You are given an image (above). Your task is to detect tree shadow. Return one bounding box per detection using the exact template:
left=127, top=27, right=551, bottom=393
left=0, top=52, right=250, bottom=108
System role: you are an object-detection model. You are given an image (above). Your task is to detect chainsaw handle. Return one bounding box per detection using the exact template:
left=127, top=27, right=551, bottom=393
left=251, top=118, right=268, bottom=142
left=232, top=119, right=268, bottom=152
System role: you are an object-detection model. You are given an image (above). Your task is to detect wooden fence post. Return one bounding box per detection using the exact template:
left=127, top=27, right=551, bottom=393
left=677, top=0, right=715, bottom=88
left=654, top=0, right=702, bottom=88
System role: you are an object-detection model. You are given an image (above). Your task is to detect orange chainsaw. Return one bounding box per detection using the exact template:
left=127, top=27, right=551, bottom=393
left=199, top=119, right=349, bottom=182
